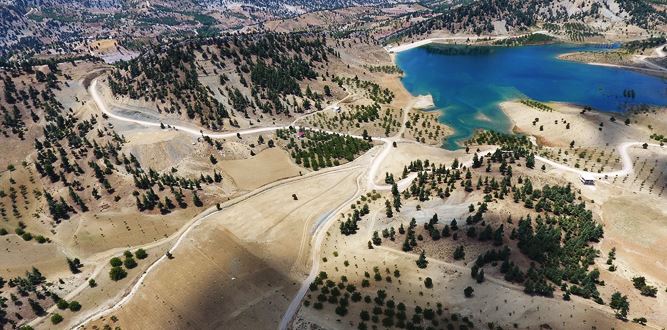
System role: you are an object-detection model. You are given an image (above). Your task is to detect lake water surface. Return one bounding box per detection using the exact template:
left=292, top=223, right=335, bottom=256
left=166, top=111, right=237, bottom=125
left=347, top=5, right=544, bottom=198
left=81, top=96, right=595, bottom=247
left=395, top=44, right=667, bottom=150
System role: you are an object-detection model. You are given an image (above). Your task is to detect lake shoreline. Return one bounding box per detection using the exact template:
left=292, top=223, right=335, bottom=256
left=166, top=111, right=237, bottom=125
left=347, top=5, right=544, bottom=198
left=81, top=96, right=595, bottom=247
left=385, top=30, right=557, bottom=53
left=558, top=51, right=667, bottom=79
left=391, top=43, right=667, bottom=150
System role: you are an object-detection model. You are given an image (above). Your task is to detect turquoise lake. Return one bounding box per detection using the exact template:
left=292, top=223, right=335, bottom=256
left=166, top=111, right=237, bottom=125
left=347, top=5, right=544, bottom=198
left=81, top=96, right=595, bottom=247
left=395, top=44, right=667, bottom=150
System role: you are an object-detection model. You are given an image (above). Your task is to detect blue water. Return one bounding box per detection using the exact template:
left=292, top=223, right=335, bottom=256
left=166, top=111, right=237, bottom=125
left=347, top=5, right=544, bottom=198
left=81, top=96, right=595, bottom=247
left=395, top=44, right=667, bottom=150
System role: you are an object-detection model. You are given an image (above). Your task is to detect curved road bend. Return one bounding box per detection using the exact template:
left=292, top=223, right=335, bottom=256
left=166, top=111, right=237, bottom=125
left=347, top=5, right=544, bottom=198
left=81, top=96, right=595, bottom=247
left=64, top=79, right=378, bottom=329
left=91, top=79, right=371, bottom=141
left=65, top=162, right=364, bottom=329
left=536, top=142, right=664, bottom=179
left=86, top=77, right=667, bottom=330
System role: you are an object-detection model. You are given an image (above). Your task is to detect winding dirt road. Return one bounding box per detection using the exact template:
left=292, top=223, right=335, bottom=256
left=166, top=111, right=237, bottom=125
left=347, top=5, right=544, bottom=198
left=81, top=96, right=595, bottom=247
left=536, top=142, right=664, bottom=179
left=91, top=79, right=373, bottom=141
left=77, top=77, right=666, bottom=330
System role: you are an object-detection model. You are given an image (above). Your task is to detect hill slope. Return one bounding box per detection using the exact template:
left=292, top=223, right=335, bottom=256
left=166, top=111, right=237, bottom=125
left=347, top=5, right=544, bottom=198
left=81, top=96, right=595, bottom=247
left=387, top=0, right=667, bottom=40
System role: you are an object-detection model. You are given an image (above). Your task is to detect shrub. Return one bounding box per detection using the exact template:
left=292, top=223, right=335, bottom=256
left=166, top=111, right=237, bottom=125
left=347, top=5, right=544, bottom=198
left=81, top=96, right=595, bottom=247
left=135, top=248, right=148, bottom=259
left=56, top=299, right=69, bottom=310
left=51, top=313, right=63, bottom=324
left=464, top=286, right=474, bottom=298
left=124, top=257, right=137, bottom=269
left=109, top=266, right=127, bottom=281
left=109, top=257, right=122, bottom=267
left=69, top=301, right=81, bottom=312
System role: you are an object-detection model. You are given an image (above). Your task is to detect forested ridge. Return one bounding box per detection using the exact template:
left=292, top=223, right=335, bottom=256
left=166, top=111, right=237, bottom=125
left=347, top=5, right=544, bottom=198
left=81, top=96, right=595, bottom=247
left=0, top=63, right=221, bottom=230
left=106, top=33, right=341, bottom=130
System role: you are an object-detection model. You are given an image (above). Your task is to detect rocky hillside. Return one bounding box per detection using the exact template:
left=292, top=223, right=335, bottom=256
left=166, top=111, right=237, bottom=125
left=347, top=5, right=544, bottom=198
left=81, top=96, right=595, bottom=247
left=0, top=0, right=416, bottom=60
left=387, top=0, right=667, bottom=40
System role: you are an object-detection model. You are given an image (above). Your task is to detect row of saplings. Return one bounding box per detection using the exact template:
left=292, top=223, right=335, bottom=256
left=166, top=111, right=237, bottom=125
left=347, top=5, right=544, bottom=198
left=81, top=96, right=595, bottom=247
left=49, top=298, right=82, bottom=325
left=42, top=249, right=149, bottom=325
left=36, top=249, right=151, bottom=326
left=304, top=270, right=476, bottom=330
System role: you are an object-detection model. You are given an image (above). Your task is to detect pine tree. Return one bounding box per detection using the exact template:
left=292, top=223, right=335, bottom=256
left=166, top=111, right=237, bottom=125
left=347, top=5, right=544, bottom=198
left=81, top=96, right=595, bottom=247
left=192, top=191, right=203, bottom=207
left=372, top=231, right=382, bottom=246
left=393, top=195, right=401, bottom=211
left=476, top=269, right=485, bottom=283
left=610, top=292, right=629, bottom=320
left=416, top=251, right=428, bottom=269
left=453, top=245, right=465, bottom=260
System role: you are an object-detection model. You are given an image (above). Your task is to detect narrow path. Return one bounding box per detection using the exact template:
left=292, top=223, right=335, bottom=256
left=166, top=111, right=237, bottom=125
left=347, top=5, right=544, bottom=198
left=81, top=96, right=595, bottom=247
left=278, top=171, right=365, bottom=330
left=92, top=79, right=372, bottom=140
left=635, top=56, right=667, bottom=72
left=290, top=90, right=355, bottom=127
left=632, top=43, right=667, bottom=72
left=90, top=79, right=288, bottom=138
left=536, top=142, right=664, bottom=178
left=279, top=93, right=420, bottom=330
left=63, top=163, right=364, bottom=329
left=655, top=43, right=667, bottom=58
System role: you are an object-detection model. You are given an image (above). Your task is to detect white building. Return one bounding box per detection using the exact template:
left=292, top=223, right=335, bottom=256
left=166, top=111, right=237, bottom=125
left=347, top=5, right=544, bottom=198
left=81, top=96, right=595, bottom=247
left=580, top=174, right=595, bottom=185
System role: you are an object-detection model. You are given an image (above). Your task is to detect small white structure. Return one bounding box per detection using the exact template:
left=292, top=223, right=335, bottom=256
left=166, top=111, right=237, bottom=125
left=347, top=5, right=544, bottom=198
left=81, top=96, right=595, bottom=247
left=332, top=105, right=341, bottom=113
left=580, top=174, right=595, bottom=186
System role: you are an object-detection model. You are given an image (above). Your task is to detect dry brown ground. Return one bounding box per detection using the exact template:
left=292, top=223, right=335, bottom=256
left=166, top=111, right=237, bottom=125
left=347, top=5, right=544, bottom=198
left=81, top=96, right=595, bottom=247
left=373, top=142, right=468, bottom=183
left=56, top=207, right=200, bottom=257
left=558, top=50, right=667, bottom=79
left=0, top=235, right=70, bottom=278
left=296, top=185, right=646, bottom=330
left=597, top=196, right=667, bottom=325
left=218, top=147, right=302, bottom=191
left=264, top=7, right=376, bottom=33
left=501, top=100, right=653, bottom=148
left=559, top=51, right=634, bottom=66
left=498, top=100, right=667, bottom=327
left=81, top=163, right=365, bottom=330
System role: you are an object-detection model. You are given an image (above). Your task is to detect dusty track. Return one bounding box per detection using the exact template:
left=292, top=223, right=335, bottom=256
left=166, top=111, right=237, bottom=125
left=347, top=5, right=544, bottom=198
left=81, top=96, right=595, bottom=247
left=73, top=76, right=667, bottom=330
left=536, top=142, right=665, bottom=178
left=63, top=163, right=364, bottom=329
